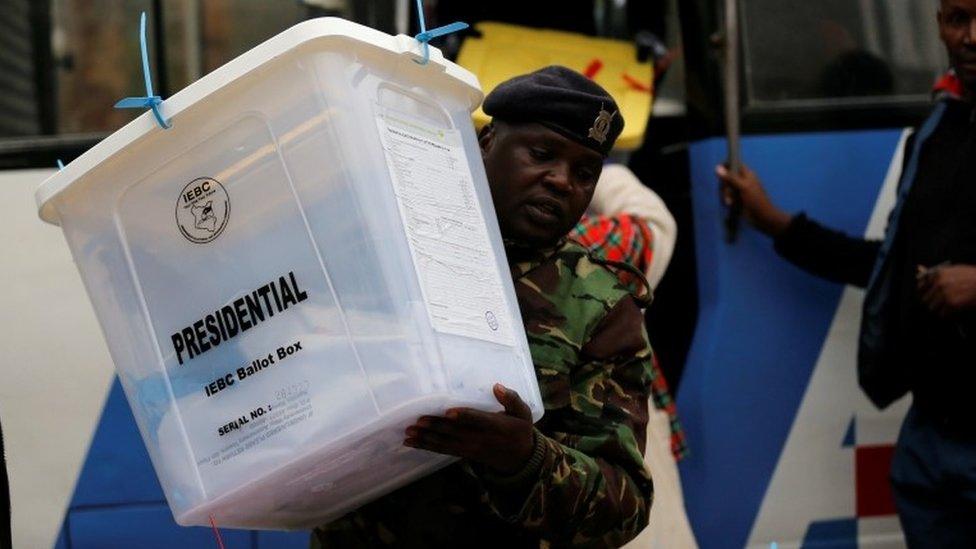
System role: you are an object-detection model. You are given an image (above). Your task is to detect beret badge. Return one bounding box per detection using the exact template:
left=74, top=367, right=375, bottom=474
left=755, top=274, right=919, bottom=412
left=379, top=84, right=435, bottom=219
left=588, top=105, right=617, bottom=145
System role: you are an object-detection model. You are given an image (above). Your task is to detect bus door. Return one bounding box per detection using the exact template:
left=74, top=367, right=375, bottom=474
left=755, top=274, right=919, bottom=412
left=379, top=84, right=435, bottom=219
left=676, top=1, right=946, bottom=547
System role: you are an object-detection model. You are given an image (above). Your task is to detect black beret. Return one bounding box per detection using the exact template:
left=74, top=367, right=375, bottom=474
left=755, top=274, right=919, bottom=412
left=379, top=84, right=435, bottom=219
left=483, top=66, right=625, bottom=156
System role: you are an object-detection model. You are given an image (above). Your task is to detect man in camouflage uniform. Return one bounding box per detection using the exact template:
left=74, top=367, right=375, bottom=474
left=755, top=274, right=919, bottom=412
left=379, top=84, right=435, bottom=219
left=313, top=66, right=656, bottom=547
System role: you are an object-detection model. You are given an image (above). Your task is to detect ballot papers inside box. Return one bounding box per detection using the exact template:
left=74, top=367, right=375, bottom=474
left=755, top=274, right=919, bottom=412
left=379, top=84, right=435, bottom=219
left=35, top=18, right=543, bottom=530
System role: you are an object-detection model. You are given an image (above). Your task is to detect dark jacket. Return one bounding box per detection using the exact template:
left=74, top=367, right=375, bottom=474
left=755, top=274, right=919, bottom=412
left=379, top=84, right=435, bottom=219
left=774, top=98, right=976, bottom=420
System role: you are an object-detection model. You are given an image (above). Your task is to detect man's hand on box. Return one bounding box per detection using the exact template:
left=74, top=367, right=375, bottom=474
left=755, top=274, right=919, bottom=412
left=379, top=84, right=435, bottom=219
left=918, top=264, right=976, bottom=317
left=405, top=383, right=535, bottom=475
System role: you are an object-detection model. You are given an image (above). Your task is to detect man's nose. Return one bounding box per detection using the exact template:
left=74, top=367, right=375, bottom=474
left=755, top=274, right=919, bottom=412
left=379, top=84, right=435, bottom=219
left=543, top=163, right=572, bottom=193
left=968, top=19, right=976, bottom=44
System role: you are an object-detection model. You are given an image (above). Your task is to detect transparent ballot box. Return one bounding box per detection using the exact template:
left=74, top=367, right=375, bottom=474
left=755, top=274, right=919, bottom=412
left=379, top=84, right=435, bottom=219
left=35, top=18, right=542, bottom=530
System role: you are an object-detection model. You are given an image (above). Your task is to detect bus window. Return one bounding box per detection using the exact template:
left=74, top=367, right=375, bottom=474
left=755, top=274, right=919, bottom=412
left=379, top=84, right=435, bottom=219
left=0, top=0, right=402, bottom=169
left=0, top=1, right=151, bottom=138
left=200, top=1, right=305, bottom=72
left=741, top=0, right=946, bottom=108
left=51, top=1, right=158, bottom=135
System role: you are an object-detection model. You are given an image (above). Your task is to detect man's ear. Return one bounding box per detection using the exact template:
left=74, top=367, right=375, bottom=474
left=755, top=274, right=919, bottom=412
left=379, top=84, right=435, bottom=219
left=478, top=123, right=496, bottom=156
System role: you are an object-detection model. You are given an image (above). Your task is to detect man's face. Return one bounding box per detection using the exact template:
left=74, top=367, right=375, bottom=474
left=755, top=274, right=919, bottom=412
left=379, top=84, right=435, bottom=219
left=479, top=122, right=603, bottom=247
left=940, top=0, right=976, bottom=94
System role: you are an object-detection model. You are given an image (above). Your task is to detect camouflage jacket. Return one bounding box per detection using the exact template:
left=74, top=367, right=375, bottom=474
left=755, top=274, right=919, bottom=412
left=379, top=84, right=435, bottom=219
left=312, top=239, right=655, bottom=548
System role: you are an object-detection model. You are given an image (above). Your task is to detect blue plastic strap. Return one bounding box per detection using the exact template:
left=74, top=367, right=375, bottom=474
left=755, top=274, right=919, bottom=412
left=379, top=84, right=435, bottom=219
left=413, top=0, right=468, bottom=65
left=415, top=21, right=469, bottom=43
left=56, top=159, right=65, bottom=170
left=415, top=0, right=427, bottom=33
left=114, top=12, right=170, bottom=129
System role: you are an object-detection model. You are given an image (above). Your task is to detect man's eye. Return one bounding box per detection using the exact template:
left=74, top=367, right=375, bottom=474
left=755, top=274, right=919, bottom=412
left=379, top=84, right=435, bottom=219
left=947, top=11, right=969, bottom=26
left=529, top=148, right=552, bottom=161
left=577, top=168, right=598, bottom=183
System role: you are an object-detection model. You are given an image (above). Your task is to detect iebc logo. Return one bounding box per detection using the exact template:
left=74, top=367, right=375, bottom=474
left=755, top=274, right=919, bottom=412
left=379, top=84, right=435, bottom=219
left=176, top=177, right=230, bottom=243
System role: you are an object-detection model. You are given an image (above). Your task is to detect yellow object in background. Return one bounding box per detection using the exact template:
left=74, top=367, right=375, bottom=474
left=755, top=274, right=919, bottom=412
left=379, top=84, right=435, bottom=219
left=457, top=22, right=655, bottom=152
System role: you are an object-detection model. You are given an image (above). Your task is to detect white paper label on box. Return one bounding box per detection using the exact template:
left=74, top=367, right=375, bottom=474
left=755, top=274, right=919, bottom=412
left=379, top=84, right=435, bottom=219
left=376, top=111, right=515, bottom=347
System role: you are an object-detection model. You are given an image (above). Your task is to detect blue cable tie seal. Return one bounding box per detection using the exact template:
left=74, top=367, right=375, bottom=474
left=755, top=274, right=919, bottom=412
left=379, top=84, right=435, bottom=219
left=413, top=0, right=467, bottom=65
left=114, top=11, right=170, bottom=129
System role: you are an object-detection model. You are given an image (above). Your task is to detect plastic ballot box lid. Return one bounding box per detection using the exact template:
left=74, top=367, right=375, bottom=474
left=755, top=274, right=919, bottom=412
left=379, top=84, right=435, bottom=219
left=457, top=21, right=655, bottom=152
left=35, top=17, right=542, bottom=530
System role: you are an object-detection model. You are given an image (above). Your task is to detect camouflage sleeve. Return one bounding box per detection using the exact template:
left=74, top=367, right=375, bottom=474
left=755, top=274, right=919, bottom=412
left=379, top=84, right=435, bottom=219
left=481, top=294, right=655, bottom=546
